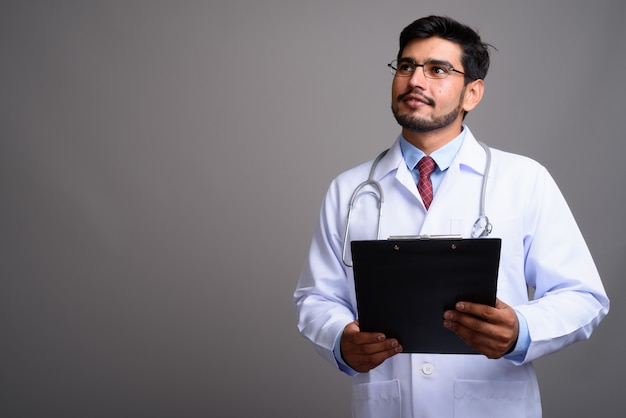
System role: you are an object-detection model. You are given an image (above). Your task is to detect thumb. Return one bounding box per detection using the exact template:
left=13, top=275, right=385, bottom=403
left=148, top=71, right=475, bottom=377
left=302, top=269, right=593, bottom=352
left=495, top=297, right=511, bottom=310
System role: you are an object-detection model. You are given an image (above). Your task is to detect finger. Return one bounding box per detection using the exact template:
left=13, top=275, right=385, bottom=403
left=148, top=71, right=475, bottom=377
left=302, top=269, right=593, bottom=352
left=443, top=317, right=509, bottom=358
left=346, top=321, right=400, bottom=346
left=355, top=336, right=402, bottom=356
left=444, top=307, right=508, bottom=343
left=455, top=301, right=514, bottom=326
left=345, top=320, right=360, bottom=332
left=371, top=342, right=403, bottom=361
left=454, top=301, right=494, bottom=320
left=342, top=336, right=403, bottom=372
left=444, top=303, right=519, bottom=358
left=444, top=310, right=494, bottom=335
left=344, top=321, right=384, bottom=343
left=349, top=346, right=402, bottom=372
left=455, top=298, right=514, bottom=317
left=341, top=322, right=401, bottom=355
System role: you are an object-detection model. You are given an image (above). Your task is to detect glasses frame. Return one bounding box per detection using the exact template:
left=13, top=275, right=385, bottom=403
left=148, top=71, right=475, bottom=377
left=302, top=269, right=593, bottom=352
left=388, top=58, right=467, bottom=79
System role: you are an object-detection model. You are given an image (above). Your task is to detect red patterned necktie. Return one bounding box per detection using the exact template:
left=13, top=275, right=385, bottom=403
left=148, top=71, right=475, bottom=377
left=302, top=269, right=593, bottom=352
left=417, top=156, right=436, bottom=209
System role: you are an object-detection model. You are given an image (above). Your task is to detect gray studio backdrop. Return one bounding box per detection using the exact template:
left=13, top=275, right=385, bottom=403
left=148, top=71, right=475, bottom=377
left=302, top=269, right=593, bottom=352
left=1, top=1, right=624, bottom=417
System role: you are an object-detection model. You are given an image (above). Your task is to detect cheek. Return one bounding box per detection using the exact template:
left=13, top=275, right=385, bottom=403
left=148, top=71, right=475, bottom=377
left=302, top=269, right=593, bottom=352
left=392, top=78, right=407, bottom=95
left=391, top=82, right=399, bottom=98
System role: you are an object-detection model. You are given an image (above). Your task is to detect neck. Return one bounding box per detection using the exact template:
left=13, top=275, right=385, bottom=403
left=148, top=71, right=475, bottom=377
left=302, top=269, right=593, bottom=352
left=402, top=122, right=463, bottom=155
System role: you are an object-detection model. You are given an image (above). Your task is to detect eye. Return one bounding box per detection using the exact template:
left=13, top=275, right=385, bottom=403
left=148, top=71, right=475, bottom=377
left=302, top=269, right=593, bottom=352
left=425, top=64, right=450, bottom=77
left=398, top=62, right=415, bottom=74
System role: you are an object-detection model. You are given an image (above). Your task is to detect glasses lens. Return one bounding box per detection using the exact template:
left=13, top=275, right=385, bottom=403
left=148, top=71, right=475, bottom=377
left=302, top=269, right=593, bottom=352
left=391, top=60, right=416, bottom=77
left=423, top=63, right=450, bottom=79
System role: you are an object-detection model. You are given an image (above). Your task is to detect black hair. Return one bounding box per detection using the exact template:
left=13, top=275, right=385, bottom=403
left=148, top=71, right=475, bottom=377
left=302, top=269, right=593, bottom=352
left=398, top=15, right=493, bottom=83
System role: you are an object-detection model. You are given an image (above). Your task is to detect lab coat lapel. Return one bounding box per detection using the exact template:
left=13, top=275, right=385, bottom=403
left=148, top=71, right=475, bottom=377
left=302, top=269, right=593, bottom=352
left=371, top=139, right=421, bottom=198
left=420, top=129, right=488, bottom=234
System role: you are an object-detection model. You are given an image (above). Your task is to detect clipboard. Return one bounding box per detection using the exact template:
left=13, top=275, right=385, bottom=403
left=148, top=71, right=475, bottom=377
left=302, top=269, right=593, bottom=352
left=351, top=237, right=501, bottom=354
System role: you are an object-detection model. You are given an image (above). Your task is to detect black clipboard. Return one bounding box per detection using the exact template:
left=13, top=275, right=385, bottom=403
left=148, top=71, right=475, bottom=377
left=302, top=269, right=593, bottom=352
left=351, top=237, right=501, bottom=354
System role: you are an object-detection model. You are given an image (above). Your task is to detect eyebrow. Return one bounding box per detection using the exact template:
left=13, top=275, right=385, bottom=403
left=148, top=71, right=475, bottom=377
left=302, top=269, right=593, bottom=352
left=398, top=57, right=457, bottom=68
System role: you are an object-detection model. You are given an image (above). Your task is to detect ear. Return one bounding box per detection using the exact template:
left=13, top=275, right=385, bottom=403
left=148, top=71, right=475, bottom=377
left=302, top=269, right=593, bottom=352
left=462, top=79, right=484, bottom=112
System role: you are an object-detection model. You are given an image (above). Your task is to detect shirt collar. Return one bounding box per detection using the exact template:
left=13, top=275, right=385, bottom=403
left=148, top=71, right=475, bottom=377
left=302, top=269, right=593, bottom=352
left=399, top=125, right=467, bottom=172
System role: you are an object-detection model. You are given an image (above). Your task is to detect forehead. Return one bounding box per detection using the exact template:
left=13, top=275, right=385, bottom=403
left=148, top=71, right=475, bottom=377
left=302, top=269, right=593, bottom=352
left=400, top=37, right=463, bottom=66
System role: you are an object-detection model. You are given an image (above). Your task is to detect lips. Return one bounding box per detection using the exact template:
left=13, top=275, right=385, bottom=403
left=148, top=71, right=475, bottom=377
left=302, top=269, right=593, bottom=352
left=398, top=91, right=435, bottom=108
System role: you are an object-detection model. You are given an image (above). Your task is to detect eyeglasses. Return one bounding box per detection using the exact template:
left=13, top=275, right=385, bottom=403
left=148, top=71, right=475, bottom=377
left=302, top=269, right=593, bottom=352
left=388, top=59, right=467, bottom=79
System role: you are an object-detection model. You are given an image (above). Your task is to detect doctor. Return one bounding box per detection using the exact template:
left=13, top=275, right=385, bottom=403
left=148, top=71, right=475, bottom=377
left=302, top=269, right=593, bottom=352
left=294, top=15, right=609, bottom=418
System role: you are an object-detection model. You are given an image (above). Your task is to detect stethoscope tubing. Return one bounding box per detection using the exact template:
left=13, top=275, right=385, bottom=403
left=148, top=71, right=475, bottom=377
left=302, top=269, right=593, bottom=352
left=341, top=143, right=492, bottom=267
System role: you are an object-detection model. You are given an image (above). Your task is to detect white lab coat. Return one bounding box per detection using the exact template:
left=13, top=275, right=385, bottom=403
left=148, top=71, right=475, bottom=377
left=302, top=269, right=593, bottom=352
left=294, top=128, right=609, bottom=418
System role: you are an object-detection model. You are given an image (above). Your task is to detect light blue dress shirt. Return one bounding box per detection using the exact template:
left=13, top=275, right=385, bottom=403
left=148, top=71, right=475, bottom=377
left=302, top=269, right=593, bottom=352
left=399, top=126, right=465, bottom=196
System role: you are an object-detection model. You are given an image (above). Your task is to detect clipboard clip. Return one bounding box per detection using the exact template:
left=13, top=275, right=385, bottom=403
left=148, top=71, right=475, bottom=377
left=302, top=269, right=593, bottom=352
left=387, top=234, right=463, bottom=240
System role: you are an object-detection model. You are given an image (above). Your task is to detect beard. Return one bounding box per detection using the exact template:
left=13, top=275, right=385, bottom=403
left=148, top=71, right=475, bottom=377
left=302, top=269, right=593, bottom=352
left=392, top=90, right=465, bottom=133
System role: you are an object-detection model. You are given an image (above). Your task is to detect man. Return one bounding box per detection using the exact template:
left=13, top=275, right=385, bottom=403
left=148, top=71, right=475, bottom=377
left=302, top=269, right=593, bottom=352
left=294, top=15, right=609, bottom=418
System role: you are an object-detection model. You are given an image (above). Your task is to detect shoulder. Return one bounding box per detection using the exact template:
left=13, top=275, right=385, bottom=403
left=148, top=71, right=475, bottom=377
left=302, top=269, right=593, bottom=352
left=488, top=148, right=553, bottom=186
left=487, top=148, right=559, bottom=200
left=461, top=128, right=546, bottom=178
left=489, top=147, right=544, bottom=171
left=332, top=144, right=402, bottom=187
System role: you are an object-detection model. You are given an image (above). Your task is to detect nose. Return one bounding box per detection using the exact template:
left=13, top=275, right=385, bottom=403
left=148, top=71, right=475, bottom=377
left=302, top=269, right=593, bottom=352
left=408, top=66, right=428, bottom=89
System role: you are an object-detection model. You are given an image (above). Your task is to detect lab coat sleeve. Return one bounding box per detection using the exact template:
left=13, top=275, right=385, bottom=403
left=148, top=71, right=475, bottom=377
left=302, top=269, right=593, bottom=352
left=513, top=166, right=609, bottom=364
left=294, top=178, right=358, bottom=375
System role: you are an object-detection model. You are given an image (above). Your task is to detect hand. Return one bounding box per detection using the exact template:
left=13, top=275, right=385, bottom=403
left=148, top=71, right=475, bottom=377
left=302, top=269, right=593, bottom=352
left=340, top=320, right=403, bottom=372
left=443, top=298, right=519, bottom=359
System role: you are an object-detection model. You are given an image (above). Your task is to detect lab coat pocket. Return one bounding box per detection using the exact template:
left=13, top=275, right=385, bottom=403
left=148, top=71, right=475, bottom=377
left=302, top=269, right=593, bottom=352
left=454, top=380, right=527, bottom=418
left=352, top=379, right=401, bottom=418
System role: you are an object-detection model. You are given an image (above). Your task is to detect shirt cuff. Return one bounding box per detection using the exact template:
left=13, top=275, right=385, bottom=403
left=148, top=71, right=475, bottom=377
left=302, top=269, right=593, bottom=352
left=333, top=331, right=357, bottom=374
left=504, top=309, right=530, bottom=361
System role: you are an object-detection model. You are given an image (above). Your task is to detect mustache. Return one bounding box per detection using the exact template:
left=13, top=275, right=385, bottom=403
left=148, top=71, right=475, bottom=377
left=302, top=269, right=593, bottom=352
left=397, top=89, right=436, bottom=106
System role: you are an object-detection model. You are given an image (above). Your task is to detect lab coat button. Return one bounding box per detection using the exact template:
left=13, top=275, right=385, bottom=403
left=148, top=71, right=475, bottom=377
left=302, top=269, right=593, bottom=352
left=422, top=363, right=434, bottom=375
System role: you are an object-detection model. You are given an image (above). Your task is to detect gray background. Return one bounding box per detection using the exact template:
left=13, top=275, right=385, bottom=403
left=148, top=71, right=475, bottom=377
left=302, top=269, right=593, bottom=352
left=1, top=0, right=624, bottom=417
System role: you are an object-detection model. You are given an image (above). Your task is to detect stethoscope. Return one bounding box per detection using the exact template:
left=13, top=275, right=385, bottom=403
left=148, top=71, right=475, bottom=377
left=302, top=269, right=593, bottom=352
left=341, top=141, right=493, bottom=267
